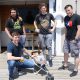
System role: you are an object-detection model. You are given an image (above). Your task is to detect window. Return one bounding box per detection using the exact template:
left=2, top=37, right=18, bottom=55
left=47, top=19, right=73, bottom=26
left=18, top=5, right=39, bottom=24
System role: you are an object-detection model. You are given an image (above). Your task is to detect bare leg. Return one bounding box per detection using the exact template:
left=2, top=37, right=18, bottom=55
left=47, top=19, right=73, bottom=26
left=64, top=53, right=69, bottom=66
left=74, top=57, right=80, bottom=71
left=70, top=57, right=79, bottom=77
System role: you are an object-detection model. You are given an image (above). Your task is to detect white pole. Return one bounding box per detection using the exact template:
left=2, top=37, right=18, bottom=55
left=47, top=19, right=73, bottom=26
left=0, top=17, right=1, bottom=52
left=55, top=0, right=65, bottom=56
left=75, top=0, right=77, bottom=14
left=49, top=0, right=56, bottom=56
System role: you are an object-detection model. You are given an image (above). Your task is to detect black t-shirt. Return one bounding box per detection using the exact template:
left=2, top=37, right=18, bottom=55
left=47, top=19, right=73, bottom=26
left=5, top=17, right=24, bottom=35
left=7, top=41, right=23, bottom=57
left=34, top=13, right=55, bottom=34
left=64, top=14, right=80, bottom=40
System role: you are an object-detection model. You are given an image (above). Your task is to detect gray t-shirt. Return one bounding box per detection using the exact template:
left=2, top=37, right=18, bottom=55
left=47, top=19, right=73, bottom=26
left=35, top=53, right=45, bottom=65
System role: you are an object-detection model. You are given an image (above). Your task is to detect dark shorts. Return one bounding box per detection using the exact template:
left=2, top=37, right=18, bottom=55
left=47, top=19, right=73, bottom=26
left=63, top=39, right=80, bottom=57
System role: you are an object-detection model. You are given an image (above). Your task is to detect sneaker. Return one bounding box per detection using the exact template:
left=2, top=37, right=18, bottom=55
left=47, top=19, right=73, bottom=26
left=58, top=65, right=68, bottom=70
left=70, top=71, right=78, bottom=77
left=9, top=77, right=14, bottom=80
left=18, top=71, right=26, bottom=76
left=49, top=60, right=53, bottom=67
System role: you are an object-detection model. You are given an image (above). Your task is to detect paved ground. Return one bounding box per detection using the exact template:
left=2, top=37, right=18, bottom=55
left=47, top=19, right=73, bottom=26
left=0, top=51, right=80, bottom=80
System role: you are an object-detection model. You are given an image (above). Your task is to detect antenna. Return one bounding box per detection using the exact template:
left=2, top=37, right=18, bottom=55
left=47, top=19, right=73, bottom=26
left=75, top=0, right=77, bottom=14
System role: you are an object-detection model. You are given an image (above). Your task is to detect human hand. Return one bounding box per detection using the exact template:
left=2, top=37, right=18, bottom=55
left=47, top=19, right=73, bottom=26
left=31, top=55, right=36, bottom=58
left=49, top=29, right=53, bottom=33
left=35, top=29, right=40, bottom=33
left=71, top=40, right=77, bottom=44
left=19, top=57, right=24, bottom=62
left=75, top=36, right=79, bottom=41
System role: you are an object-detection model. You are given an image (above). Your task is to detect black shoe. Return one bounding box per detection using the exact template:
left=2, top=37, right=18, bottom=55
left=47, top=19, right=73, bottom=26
left=70, top=71, right=78, bottom=77
left=9, top=77, right=14, bottom=80
left=43, top=66, right=48, bottom=71
left=49, top=60, right=53, bottom=67
left=18, top=70, right=26, bottom=76
left=13, top=67, right=19, bottom=78
left=42, top=65, right=48, bottom=71
left=58, top=65, right=68, bottom=70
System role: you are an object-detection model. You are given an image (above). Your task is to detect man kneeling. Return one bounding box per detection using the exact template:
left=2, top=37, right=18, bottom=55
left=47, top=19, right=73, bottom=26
left=7, top=31, right=35, bottom=80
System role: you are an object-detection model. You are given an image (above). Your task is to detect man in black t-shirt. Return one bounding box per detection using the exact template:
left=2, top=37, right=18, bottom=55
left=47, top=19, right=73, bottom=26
left=59, top=5, right=80, bottom=77
left=34, top=3, right=56, bottom=67
left=5, top=8, right=26, bottom=47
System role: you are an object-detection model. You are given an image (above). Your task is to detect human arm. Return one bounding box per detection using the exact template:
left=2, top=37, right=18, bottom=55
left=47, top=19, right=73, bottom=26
left=5, top=18, right=13, bottom=39
left=5, top=27, right=13, bottom=39
left=75, top=25, right=80, bottom=40
left=34, top=15, right=40, bottom=33
left=75, top=15, right=80, bottom=40
left=7, top=52, right=24, bottom=61
left=34, top=21, right=40, bottom=33
left=23, top=25, right=26, bottom=35
left=49, top=14, right=57, bottom=32
left=23, top=48, right=32, bottom=56
left=19, top=16, right=26, bottom=35
left=49, top=20, right=57, bottom=32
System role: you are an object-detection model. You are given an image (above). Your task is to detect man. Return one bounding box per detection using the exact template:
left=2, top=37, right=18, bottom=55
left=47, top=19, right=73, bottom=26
left=34, top=3, right=56, bottom=67
left=5, top=8, right=26, bottom=47
left=7, top=31, right=35, bottom=80
left=60, top=5, right=80, bottom=77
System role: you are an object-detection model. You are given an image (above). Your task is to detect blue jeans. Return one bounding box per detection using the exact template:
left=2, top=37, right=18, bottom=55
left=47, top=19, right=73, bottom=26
left=7, top=59, right=35, bottom=77
left=39, top=34, right=52, bottom=60
left=20, top=35, right=26, bottom=47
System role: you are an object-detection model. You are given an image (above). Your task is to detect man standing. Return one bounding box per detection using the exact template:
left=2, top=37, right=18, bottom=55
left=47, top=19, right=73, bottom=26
left=34, top=3, right=56, bottom=67
left=5, top=8, right=26, bottom=47
left=7, top=31, right=35, bottom=80
left=60, top=5, right=80, bottom=77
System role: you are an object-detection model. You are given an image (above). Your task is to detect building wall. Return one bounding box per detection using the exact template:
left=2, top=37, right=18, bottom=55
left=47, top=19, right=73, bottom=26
left=62, top=0, right=80, bottom=15
left=0, top=17, right=1, bottom=52
left=0, top=0, right=48, bottom=5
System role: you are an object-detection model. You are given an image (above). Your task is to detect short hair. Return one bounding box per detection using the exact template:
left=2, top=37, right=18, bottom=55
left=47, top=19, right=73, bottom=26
left=39, top=3, right=47, bottom=9
left=12, top=31, right=20, bottom=37
left=64, top=4, right=73, bottom=10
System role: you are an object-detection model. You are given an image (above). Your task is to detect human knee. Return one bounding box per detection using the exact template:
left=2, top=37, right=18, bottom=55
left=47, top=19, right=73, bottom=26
left=30, top=60, right=36, bottom=67
left=8, top=60, right=16, bottom=68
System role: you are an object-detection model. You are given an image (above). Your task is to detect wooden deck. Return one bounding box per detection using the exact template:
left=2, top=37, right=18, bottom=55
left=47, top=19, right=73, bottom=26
left=0, top=51, right=80, bottom=80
